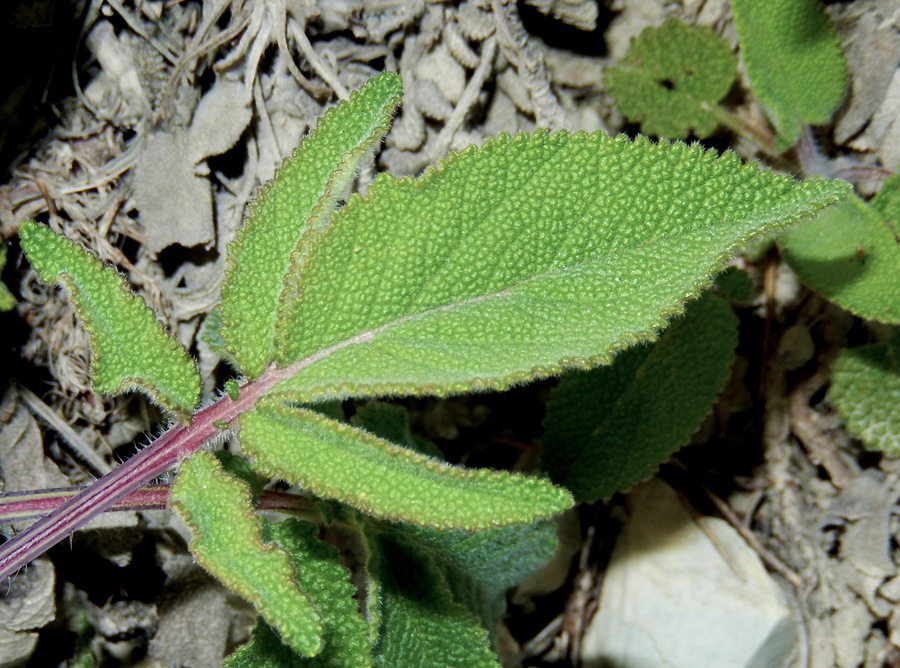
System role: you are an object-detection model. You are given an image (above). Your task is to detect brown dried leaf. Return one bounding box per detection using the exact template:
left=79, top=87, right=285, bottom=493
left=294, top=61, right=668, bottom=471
left=133, top=129, right=214, bottom=256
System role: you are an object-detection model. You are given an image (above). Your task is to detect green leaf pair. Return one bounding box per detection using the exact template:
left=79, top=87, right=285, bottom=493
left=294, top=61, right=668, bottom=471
left=609, top=2, right=846, bottom=150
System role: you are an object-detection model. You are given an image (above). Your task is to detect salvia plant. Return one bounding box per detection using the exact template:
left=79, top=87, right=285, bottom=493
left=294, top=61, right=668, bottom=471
left=2, top=34, right=860, bottom=665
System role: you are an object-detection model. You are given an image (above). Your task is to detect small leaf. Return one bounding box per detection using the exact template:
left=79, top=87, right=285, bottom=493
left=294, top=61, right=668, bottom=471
left=368, top=531, right=500, bottom=668
left=219, top=71, right=402, bottom=377
left=780, top=193, right=900, bottom=324
left=0, top=244, right=16, bottom=311
left=239, top=402, right=573, bottom=530
left=268, top=132, right=848, bottom=403
left=18, top=221, right=200, bottom=418
left=199, top=308, right=239, bottom=369
left=541, top=293, right=738, bottom=502
left=731, top=0, right=846, bottom=150
left=225, top=519, right=371, bottom=668
left=830, top=334, right=900, bottom=455
left=604, top=18, right=737, bottom=139
left=170, top=451, right=324, bottom=657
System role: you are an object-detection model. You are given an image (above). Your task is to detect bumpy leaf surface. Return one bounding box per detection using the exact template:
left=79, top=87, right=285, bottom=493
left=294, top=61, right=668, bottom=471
left=219, top=71, right=401, bottom=377
left=780, top=184, right=900, bottom=324
left=239, top=402, right=572, bottom=529
left=605, top=18, right=736, bottom=139
left=398, top=521, right=558, bottom=629
left=368, top=532, right=499, bottom=668
left=830, top=336, right=900, bottom=455
left=170, top=451, right=323, bottom=657
left=225, top=519, right=370, bottom=668
left=541, top=293, right=737, bottom=502
left=19, top=221, right=200, bottom=418
left=731, top=0, right=846, bottom=150
left=267, top=132, right=848, bottom=402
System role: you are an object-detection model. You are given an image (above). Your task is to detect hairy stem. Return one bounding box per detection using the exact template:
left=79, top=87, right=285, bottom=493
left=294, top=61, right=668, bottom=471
left=0, top=486, right=312, bottom=521
left=0, top=363, right=299, bottom=582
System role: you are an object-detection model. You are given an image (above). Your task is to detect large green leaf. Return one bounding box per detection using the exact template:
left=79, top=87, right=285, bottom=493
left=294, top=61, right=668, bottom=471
left=225, top=519, right=371, bottom=668
left=830, top=334, right=900, bottom=456
left=18, top=221, right=200, bottom=418
left=170, top=452, right=324, bottom=657
left=605, top=18, right=737, bottom=139
left=541, top=292, right=737, bottom=502
left=219, top=71, right=402, bottom=377
left=239, top=402, right=572, bottom=530
left=780, top=187, right=900, bottom=324
left=731, top=0, right=846, bottom=150
left=264, top=132, right=847, bottom=402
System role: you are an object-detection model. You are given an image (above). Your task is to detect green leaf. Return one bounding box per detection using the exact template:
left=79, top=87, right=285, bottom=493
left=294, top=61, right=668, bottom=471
left=18, top=221, right=200, bottom=418
left=368, top=531, right=499, bottom=668
left=225, top=519, right=371, bottom=668
left=267, top=132, right=848, bottom=403
left=225, top=621, right=306, bottom=668
left=239, top=402, right=573, bottom=529
left=219, top=71, right=402, bottom=378
left=731, top=0, right=846, bottom=150
left=351, top=402, right=443, bottom=458
left=604, top=18, right=737, bottom=139
left=830, top=334, right=900, bottom=455
left=214, top=450, right=267, bottom=503
left=0, top=244, right=16, bottom=311
left=780, top=193, right=900, bottom=324
left=715, top=266, right=753, bottom=302
left=170, top=451, right=324, bottom=657
left=199, top=308, right=239, bottom=369
left=395, top=520, right=558, bottom=630
left=541, top=292, right=738, bottom=502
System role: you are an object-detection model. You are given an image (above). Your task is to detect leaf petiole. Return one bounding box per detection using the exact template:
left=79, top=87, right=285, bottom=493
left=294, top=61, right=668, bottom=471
left=0, top=363, right=295, bottom=581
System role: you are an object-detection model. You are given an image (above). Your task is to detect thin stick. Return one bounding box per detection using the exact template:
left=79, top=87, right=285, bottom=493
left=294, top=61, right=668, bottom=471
left=0, top=485, right=311, bottom=521
left=15, top=383, right=112, bottom=477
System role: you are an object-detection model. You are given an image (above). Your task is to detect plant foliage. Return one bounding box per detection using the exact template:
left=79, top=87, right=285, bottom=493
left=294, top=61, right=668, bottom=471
left=18, top=222, right=201, bottom=418
left=10, top=70, right=850, bottom=663
left=731, top=0, right=847, bottom=150
left=604, top=18, right=737, bottom=139
left=830, top=333, right=900, bottom=456
left=542, top=293, right=738, bottom=502
left=781, top=176, right=900, bottom=324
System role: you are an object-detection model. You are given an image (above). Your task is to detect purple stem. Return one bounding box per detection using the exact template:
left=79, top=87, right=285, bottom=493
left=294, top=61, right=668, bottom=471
left=0, top=364, right=296, bottom=581
left=0, top=486, right=311, bottom=520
